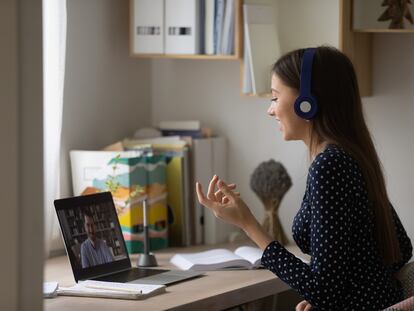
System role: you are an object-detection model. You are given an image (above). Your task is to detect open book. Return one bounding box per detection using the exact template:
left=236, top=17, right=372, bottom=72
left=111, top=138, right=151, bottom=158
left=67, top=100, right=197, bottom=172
left=57, top=280, right=166, bottom=300
left=170, top=246, right=264, bottom=271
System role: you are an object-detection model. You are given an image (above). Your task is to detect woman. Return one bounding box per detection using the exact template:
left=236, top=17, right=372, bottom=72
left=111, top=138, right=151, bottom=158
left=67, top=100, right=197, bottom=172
left=196, top=46, right=412, bottom=310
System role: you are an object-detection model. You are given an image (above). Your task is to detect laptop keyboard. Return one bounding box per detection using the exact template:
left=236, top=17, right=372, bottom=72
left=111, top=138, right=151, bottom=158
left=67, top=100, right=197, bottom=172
left=92, top=267, right=168, bottom=283
left=129, top=270, right=204, bottom=285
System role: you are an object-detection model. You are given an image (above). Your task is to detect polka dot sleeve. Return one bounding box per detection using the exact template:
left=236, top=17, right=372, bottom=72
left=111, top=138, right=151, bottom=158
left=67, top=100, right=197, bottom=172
left=261, top=152, right=357, bottom=309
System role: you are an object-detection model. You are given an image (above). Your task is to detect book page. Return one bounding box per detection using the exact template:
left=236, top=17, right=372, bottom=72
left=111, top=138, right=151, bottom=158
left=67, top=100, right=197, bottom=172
left=234, top=246, right=263, bottom=267
left=170, top=248, right=251, bottom=270
left=234, top=246, right=311, bottom=267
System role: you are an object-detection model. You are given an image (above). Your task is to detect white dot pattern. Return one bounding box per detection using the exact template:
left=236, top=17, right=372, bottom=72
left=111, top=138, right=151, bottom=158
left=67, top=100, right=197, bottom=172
left=261, top=144, right=413, bottom=310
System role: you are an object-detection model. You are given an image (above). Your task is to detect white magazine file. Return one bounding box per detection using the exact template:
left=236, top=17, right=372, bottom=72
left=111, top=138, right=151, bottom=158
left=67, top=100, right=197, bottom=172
left=193, top=137, right=230, bottom=245
left=165, top=0, right=201, bottom=54
left=132, top=0, right=164, bottom=54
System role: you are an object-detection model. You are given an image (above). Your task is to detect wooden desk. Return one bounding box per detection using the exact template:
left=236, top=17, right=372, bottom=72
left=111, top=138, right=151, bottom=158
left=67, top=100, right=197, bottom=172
left=44, top=243, right=307, bottom=311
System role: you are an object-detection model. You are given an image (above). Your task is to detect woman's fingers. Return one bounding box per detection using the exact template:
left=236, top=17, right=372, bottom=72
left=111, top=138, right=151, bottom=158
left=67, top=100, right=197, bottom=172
left=296, top=300, right=308, bottom=311
left=196, top=182, right=221, bottom=213
left=207, top=175, right=219, bottom=200
left=296, top=300, right=312, bottom=311
left=304, top=303, right=312, bottom=311
left=215, top=183, right=236, bottom=201
left=200, top=178, right=239, bottom=207
left=196, top=182, right=212, bottom=208
left=217, top=179, right=237, bottom=200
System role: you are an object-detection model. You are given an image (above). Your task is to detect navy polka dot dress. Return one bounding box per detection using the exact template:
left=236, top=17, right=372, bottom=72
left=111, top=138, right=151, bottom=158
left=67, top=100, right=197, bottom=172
left=261, top=144, right=413, bottom=310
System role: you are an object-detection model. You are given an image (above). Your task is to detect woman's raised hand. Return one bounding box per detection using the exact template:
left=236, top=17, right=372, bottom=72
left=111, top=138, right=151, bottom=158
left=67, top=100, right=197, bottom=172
left=195, top=175, right=254, bottom=230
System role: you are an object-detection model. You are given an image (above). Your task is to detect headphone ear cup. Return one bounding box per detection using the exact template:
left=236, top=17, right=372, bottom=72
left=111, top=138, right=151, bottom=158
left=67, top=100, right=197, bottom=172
left=294, top=95, right=318, bottom=120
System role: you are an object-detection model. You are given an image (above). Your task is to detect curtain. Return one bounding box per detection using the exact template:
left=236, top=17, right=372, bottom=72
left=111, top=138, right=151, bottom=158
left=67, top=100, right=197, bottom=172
left=43, top=0, right=67, bottom=257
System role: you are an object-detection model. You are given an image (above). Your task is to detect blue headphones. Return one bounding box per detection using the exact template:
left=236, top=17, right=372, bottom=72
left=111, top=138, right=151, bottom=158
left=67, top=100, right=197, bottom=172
left=294, top=48, right=318, bottom=120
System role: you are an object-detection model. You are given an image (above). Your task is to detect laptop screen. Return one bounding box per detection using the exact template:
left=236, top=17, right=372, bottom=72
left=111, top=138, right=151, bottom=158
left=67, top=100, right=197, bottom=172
left=54, top=192, right=132, bottom=282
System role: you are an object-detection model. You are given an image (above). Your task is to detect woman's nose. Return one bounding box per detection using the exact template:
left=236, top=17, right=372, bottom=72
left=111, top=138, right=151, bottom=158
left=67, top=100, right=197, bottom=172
left=267, top=103, right=275, bottom=116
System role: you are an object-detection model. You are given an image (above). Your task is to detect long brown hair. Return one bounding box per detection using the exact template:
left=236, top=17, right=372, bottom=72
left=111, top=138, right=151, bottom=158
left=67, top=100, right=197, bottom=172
left=272, top=46, right=401, bottom=265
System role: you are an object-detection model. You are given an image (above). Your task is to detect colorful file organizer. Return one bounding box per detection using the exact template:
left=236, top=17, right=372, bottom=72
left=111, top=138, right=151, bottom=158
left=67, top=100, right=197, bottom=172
left=70, top=151, right=168, bottom=253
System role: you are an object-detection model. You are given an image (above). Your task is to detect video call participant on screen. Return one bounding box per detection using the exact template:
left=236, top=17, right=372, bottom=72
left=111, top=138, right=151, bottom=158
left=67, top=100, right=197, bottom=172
left=80, top=209, right=114, bottom=268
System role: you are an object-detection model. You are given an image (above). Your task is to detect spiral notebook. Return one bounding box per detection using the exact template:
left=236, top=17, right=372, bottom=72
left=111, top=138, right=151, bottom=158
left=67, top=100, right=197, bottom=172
left=57, top=280, right=166, bottom=300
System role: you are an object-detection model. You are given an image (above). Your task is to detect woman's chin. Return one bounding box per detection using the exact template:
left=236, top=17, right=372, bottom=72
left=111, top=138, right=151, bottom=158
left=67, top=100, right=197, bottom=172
left=279, top=127, right=293, bottom=141
left=282, top=133, right=293, bottom=141
left=283, top=133, right=302, bottom=142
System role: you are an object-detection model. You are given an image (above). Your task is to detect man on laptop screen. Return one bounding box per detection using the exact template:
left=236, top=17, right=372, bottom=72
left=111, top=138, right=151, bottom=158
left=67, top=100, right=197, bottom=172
left=55, top=192, right=202, bottom=285
left=80, top=209, right=114, bottom=268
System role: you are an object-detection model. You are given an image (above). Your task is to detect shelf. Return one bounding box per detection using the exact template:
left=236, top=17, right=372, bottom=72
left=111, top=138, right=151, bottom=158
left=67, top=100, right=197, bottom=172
left=130, top=54, right=241, bottom=60
left=241, top=92, right=272, bottom=99
left=352, top=0, right=414, bottom=34
left=71, top=228, right=114, bottom=238
left=64, top=206, right=126, bottom=257
left=353, top=29, right=414, bottom=33
left=129, top=0, right=243, bottom=60
left=238, top=0, right=372, bottom=98
left=130, top=0, right=378, bottom=97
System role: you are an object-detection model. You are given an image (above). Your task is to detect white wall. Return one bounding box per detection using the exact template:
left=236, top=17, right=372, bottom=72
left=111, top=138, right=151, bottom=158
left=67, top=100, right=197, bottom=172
left=61, top=0, right=152, bottom=199
left=151, top=35, right=414, bottom=244
left=151, top=59, right=310, bottom=240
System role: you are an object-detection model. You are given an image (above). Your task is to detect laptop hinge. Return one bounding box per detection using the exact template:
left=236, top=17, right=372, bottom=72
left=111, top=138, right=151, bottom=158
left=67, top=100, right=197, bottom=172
left=81, top=267, right=132, bottom=281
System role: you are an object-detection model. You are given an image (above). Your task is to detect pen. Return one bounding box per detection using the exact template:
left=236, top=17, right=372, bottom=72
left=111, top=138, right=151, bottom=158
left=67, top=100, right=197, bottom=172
left=84, top=284, right=143, bottom=294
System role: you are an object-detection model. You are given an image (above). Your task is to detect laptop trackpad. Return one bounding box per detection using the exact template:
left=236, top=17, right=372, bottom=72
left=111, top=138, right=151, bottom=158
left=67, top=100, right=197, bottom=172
left=128, top=270, right=204, bottom=286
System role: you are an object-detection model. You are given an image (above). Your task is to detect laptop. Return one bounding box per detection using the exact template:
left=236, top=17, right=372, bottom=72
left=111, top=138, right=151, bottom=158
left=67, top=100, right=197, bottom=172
left=54, top=192, right=203, bottom=285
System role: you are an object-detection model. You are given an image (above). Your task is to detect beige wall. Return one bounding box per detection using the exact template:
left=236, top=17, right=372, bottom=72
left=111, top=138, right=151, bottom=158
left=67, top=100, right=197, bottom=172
left=0, top=0, right=44, bottom=310
left=60, top=0, right=152, bottom=200
left=150, top=35, right=414, bottom=244
left=364, top=34, right=414, bottom=240
left=150, top=59, right=310, bottom=240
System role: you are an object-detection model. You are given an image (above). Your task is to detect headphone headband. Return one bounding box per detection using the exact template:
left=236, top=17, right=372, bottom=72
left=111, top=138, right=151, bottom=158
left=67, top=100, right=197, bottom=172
left=300, top=48, right=316, bottom=97
left=294, top=48, right=318, bottom=120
